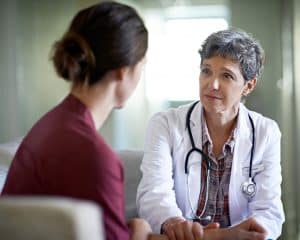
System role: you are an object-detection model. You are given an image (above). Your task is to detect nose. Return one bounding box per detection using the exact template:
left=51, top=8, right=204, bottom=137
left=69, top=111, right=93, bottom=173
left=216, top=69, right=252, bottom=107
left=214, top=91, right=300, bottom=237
left=208, top=77, right=219, bottom=90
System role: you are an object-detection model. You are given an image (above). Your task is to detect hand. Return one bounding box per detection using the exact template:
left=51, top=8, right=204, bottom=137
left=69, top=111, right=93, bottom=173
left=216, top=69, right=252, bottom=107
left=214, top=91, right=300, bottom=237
left=128, top=218, right=152, bottom=240
left=203, top=218, right=267, bottom=240
left=162, top=217, right=218, bottom=240
left=128, top=218, right=169, bottom=240
left=227, top=218, right=267, bottom=240
left=204, top=222, right=220, bottom=230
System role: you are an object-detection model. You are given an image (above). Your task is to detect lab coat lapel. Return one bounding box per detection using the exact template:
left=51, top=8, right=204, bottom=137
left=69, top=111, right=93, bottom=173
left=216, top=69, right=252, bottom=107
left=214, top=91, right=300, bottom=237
left=229, top=104, right=253, bottom=223
left=185, top=102, right=203, bottom=215
left=234, top=104, right=253, bottom=167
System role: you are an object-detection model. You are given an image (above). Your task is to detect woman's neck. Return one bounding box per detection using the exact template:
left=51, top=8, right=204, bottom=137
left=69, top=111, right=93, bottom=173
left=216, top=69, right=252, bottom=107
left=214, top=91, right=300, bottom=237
left=203, top=108, right=239, bottom=156
left=204, top=109, right=238, bottom=136
left=71, top=80, right=116, bottom=130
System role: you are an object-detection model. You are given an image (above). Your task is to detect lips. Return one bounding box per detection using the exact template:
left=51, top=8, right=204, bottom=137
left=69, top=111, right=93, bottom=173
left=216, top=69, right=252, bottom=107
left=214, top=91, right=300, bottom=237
left=204, top=94, right=222, bottom=100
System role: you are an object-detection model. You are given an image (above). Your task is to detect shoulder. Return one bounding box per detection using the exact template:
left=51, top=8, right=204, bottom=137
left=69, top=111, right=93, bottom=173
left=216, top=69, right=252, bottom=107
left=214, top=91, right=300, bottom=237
left=148, top=102, right=195, bottom=132
left=241, top=103, right=281, bottom=138
left=61, top=132, right=124, bottom=184
left=80, top=133, right=120, bottom=165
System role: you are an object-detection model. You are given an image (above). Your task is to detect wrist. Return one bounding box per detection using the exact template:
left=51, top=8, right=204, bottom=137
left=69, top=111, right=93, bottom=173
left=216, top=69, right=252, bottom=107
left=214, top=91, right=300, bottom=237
left=203, top=227, right=226, bottom=240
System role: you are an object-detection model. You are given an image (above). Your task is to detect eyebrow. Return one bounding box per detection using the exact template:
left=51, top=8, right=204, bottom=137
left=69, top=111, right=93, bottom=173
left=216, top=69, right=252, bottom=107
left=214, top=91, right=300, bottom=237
left=201, top=63, right=238, bottom=79
left=221, top=67, right=235, bottom=74
left=201, top=64, right=235, bottom=73
left=201, top=64, right=210, bottom=68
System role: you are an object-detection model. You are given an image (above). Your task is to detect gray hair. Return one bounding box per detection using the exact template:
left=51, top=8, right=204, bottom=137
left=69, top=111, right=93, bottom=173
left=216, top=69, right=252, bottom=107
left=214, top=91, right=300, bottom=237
left=199, top=29, right=265, bottom=81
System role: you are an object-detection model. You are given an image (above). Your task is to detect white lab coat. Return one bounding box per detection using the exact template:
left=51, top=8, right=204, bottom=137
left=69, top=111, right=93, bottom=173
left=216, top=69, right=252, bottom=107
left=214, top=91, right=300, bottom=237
left=136, top=102, right=285, bottom=239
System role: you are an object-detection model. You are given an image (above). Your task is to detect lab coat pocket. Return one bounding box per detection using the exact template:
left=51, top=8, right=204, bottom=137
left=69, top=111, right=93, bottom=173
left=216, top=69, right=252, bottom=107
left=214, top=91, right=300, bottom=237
left=242, top=163, right=265, bottom=177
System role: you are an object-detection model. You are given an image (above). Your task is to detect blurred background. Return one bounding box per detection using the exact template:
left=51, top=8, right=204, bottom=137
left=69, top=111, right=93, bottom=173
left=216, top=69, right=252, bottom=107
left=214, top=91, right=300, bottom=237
left=0, top=0, right=299, bottom=238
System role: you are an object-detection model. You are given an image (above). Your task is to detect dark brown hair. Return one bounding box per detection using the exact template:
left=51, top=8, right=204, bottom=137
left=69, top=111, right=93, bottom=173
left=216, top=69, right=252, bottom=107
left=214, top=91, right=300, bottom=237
left=52, top=1, right=148, bottom=86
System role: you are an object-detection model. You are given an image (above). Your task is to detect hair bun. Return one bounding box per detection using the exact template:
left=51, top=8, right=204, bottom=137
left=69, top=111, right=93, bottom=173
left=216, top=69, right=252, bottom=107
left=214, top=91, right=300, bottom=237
left=51, top=32, right=95, bottom=84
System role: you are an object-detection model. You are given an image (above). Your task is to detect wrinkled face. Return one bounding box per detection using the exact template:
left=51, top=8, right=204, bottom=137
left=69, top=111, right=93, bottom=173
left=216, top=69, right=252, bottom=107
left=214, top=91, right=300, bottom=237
left=199, top=55, right=254, bottom=116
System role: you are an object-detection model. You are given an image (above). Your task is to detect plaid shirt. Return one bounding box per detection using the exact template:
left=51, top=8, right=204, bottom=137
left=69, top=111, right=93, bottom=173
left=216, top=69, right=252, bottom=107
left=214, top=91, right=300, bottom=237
left=196, top=114, right=236, bottom=228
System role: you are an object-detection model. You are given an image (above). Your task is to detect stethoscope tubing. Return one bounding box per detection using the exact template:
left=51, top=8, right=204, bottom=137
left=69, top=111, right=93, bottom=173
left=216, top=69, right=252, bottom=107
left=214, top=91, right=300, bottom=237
left=185, top=101, right=211, bottom=174
left=184, top=101, right=256, bottom=221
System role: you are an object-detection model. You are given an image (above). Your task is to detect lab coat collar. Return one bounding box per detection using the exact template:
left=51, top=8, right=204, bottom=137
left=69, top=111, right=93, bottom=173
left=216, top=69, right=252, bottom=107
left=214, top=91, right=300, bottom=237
left=189, top=102, right=252, bottom=141
left=187, top=101, right=203, bottom=151
left=189, top=101, right=202, bottom=127
left=236, top=103, right=252, bottom=141
left=186, top=101, right=252, bottom=165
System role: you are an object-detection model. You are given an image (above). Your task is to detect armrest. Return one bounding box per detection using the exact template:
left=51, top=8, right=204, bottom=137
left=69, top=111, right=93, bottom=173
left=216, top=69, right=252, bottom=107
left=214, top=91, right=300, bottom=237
left=0, top=196, right=105, bottom=240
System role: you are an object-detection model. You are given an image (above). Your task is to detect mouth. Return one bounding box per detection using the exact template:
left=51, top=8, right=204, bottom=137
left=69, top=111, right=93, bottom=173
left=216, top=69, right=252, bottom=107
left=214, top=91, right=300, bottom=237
left=204, top=94, right=222, bottom=100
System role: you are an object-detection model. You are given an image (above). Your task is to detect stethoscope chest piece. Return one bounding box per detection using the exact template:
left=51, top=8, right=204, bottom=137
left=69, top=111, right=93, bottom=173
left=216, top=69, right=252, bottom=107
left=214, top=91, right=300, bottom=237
left=241, top=178, right=256, bottom=198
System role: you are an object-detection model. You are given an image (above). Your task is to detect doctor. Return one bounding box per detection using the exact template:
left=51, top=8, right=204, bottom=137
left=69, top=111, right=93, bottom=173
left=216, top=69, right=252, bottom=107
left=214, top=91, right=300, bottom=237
left=137, top=29, right=284, bottom=240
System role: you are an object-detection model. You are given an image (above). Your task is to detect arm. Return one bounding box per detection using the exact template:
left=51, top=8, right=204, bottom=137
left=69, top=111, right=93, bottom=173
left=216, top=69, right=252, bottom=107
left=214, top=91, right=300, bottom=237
left=203, top=218, right=266, bottom=240
left=129, top=222, right=202, bottom=240
left=56, top=140, right=130, bottom=240
left=158, top=218, right=266, bottom=240
left=137, top=113, right=183, bottom=233
left=128, top=218, right=168, bottom=240
left=248, top=120, right=285, bottom=239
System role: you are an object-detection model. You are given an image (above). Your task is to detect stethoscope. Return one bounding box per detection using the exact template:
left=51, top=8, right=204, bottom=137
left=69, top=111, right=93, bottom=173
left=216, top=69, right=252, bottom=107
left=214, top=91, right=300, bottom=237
left=184, top=101, right=256, bottom=222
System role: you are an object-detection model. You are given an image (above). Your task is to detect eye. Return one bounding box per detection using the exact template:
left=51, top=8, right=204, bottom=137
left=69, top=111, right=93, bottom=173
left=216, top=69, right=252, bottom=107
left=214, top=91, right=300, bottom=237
left=223, top=72, right=234, bottom=80
left=201, top=67, right=211, bottom=75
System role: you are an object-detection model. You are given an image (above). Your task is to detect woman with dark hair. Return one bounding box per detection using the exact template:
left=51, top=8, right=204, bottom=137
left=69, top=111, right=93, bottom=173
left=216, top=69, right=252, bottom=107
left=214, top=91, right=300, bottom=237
left=137, top=29, right=284, bottom=240
left=1, top=2, right=155, bottom=240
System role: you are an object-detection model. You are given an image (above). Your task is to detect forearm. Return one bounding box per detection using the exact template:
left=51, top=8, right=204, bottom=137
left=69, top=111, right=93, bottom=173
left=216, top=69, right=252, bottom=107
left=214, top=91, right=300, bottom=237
left=202, top=218, right=267, bottom=240
left=202, top=228, right=223, bottom=240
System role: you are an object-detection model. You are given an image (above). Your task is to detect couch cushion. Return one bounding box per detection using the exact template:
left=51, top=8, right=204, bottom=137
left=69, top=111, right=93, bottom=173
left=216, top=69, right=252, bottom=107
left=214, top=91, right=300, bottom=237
left=0, top=138, right=22, bottom=192
left=0, top=197, right=104, bottom=240
left=118, top=150, right=143, bottom=219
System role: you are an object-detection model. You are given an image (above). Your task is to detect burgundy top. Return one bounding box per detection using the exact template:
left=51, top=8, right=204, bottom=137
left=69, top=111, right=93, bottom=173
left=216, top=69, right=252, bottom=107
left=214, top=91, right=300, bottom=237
left=2, top=94, right=130, bottom=240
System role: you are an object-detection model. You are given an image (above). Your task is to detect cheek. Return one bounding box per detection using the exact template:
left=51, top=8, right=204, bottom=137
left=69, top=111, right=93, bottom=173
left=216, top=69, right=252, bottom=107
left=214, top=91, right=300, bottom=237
left=235, top=84, right=245, bottom=94
left=230, top=86, right=244, bottom=101
left=199, top=79, right=204, bottom=97
left=199, top=77, right=205, bottom=90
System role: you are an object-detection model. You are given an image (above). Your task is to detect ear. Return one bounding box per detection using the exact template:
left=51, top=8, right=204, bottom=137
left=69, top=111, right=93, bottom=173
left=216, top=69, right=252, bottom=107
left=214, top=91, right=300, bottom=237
left=114, top=66, right=131, bottom=82
left=242, top=78, right=257, bottom=96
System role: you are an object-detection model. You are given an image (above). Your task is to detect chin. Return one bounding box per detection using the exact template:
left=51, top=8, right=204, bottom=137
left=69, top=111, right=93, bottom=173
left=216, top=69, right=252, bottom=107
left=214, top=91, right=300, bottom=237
left=203, top=104, right=223, bottom=114
left=114, top=103, right=125, bottom=109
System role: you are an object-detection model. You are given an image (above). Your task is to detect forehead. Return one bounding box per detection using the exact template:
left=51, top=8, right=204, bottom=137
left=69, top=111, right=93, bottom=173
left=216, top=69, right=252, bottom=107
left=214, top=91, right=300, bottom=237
left=201, top=55, right=241, bottom=72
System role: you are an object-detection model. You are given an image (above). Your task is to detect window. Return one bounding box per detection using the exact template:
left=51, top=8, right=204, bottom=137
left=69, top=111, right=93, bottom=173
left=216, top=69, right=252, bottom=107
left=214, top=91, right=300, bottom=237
left=145, top=6, right=229, bottom=101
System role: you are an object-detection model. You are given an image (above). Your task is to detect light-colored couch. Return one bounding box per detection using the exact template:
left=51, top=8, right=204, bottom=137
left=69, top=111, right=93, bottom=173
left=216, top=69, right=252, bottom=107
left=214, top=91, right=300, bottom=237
left=0, top=139, right=144, bottom=239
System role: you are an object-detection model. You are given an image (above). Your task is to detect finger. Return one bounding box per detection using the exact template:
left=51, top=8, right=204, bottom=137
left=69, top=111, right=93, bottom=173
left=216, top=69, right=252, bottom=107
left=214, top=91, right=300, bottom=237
left=252, top=232, right=267, bottom=240
left=247, top=219, right=267, bottom=234
left=204, top=222, right=220, bottom=230
left=183, top=221, right=195, bottom=240
left=192, top=222, right=204, bottom=240
left=162, top=217, right=185, bottom=240
left=164, top=226, right=176, bottom=240
left=173, top=223, right=185, bottom=240
left=241, top=231, right=266, bottom=240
